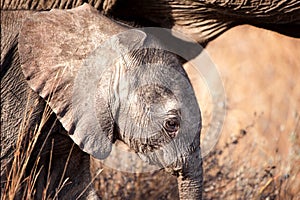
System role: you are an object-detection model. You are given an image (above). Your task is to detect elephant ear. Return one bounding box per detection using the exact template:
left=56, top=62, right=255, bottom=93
left=18, top=4, right=147, bottom=159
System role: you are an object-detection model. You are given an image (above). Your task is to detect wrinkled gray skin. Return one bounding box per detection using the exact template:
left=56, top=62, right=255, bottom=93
left=2, top=0, right=300, bottom=43
left=1, top=5, right=202, bottom=200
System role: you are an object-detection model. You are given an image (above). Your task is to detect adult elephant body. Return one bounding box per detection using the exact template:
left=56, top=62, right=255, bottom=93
left=1, top=4, right=202, bottom=199
left=2, top=0, right=300, bottom=43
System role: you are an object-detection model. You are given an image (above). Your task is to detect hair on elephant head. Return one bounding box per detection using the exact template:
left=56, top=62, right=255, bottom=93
left=18, top=4, right=203, bottom=199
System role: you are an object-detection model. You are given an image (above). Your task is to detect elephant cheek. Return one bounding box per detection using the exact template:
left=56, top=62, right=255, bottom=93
left=177, top=147, right=203, bottom=200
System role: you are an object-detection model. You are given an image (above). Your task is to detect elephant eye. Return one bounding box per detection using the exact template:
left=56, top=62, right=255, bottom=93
left=163, top=117, right=180, bottom=135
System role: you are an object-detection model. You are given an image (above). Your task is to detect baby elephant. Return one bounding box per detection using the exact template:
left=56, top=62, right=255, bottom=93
left=1, top=4, right=202, bottom=199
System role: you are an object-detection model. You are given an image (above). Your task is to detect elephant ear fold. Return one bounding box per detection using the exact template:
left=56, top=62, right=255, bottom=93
left=18, top=4, right=130, bottom=159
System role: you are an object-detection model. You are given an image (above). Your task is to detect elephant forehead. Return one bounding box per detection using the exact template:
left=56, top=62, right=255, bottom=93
left=136, top=84, right=175, bottom=103
left=129, top=85, right=179, bottom=114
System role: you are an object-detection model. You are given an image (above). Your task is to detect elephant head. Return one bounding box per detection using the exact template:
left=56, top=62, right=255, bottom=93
left=18, top=4, right=203, bottom=199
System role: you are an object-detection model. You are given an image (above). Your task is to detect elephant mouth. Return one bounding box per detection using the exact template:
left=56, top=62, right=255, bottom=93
left=154, top=138, right=200, bottom=170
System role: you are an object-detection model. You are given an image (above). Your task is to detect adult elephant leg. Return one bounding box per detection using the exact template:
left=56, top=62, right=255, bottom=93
left=177, top=148, right=203, bottom=200
left=1, top=10, right=42, bottom=194
left=30, top=122, right=99, bottom=199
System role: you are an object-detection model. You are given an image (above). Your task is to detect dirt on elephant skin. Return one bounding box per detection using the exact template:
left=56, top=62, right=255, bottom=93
left=91, top=25, right=300, bottom=199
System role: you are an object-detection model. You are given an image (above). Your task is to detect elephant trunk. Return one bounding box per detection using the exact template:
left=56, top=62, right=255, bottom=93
left=177, top=147, right=203, bottom=200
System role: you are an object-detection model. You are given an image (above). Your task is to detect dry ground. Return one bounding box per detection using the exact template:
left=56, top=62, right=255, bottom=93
left=91, top=25, right=300, bottom=199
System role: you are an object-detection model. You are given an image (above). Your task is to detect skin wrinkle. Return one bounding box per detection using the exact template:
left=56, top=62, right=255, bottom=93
left=177, top=147, right=203, bottom=199
left=1, top=42, right=43, bottom=181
